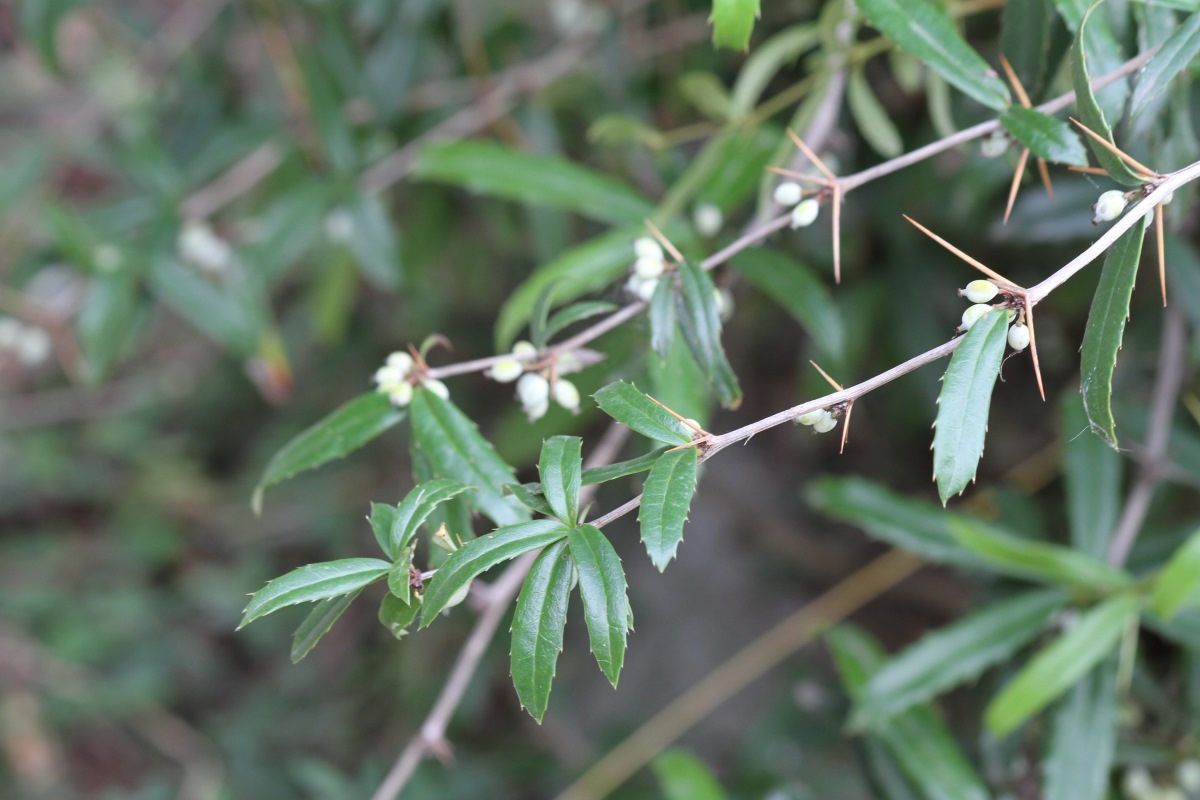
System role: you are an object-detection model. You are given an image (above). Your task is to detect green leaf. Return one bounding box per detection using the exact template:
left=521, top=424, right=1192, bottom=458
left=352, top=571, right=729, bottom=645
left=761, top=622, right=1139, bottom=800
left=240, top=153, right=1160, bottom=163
left=77, top=270, right=139, bottom=382
left=691, top=126, right=782, bottom=213
left=420, top=520, right=568, bottom=625
left=827, top=626, right=991, bottom=800
left=510, top=540, right=574, bottom=722
left=1042, top=657, right=1118, bottom=800
left=19, top=0, right=78, bottom=74
left=677, top=261, right=741, bottom=409
left=388, top=548, right=413, bottom=605
left=594, top=381, right=693, bottom=445
left=933, top=310, right=1010, bottom=505
left=1130, top=11, right=1200, bottom=120
left=239, top=558, right=391, bottom=628
left=369, top=503, right=399, bottom=557
left=649, top=276, right=676, bottom=359
left=730, top=24, right=820, bottom=117
left=529, top=281, right=557, bottom=351
left=569, top=524, right=631, bottom=687
left=539, top=436, right=583, bottom=526
left=1061, top=395, right=1122, bottom=559
left=297, top=52, right=358, bottom=174
left=678, top=72, right=734, bottom=121
left=504, top=481, right=557, bottom=516
left=1070, top=4, right=1143, bottom=186
left=389, top=479, right=473, bottom=557
left=710, top=0, right=760, bottom=50
left=544, top=301, right=617, bottom=343
left=1000, top=107, right=1088, bottom=165
left=1002, top=0, right=1058, bottom=101
left=290, top=590, right=363, bottom=663
left=951, top=518, right=1132, bottom=591
left=254, top=393, right=406, bottom=514
left=731, top=249, right=845, bottom=364
left=848, top=66, right=904, bottom=158
left=409, top=389, right=529, bottom=527
left=1080, top=223, right=1145, bottom=448
left=638, top=447, right=699, bottom=571
left=583, top=448, right=668, bottom=486
left=856, top=0, right=1011, bottom=111
left=413, top=141, right=652, bottom=225
left=147, top=255, right=262, bottom=358
left=378, top=593, right=421, bottom=640
left=344, top=193, right=402, bottom=290
left=1151, top=527, right=1200, bottom=619
left=652, top=749, right=727, bottom=800
left=986, top=593, right=1137, bottom=736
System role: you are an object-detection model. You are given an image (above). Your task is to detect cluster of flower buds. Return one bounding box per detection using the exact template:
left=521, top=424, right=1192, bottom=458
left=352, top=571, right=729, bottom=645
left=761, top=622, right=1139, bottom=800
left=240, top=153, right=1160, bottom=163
left=485, top=340, right=581, bottom=421
left=0, top=317, right=52, bottom=366
left=1122, top=761, right=1200, bottom=800
left=796, top=407, right=838, bottom=434
left=958, top=280, right=1028, bottom=351
left=773, top=182, right=820, bottom=229
left=626, top=237, right=667, bottom=302
left=372, top=351, right=447, bottom=407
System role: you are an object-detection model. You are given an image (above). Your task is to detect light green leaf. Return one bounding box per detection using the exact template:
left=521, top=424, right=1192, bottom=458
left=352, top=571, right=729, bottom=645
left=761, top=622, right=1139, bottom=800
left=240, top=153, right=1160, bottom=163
left=677, top=261, right=741, bottom=408
left=1061, top=395, right=1122, bottom=559
left=1130, top=11, right=1200, bottom=120
left=731, top=249, right=845, bottom=364
left=691, top=126, right=782, bottom=214
left=593, top=381, right=693, bottom=445
left=389, top=479, right=473, bottom=558
left=409, top=388, right=529, bottom=527
left=569, top=524, right=631, bottom=687
left=254, top=393, right=406, bottom=514
left=1042, top=657, right=1118, bottom=800
left=856, top=0, right=1011, bottom=110
left=529, top=281, right=557, bottom=351
left=679, top=72, right=734, bottom=121
left=649, top=276, right=676, bottom=359
left=77, top=270, right=139, bottom=382
left=539, top=436, right=583, bottom=526
left=1000, top=107, right=1088, bottom=165
left=544, top=301, right=617, bottom=343
left=951, top=518, right=1132, bottom=591
left=239, top=558, right=391, bottom=628
left=148, top=255, right=262, bottom=358
left=1151, top=527, right=1200, bottom=619
left=510, top=540, right=573, bottom=723
left=933, top=310, right=1010, bottom=505
left=369, top=503, right=398, bottom=557
left=378, top=593, right=421, bottom=640
left=710, top=0, right=760, bottom=50
left=413, top=140, right=652, bottom=225
left=653, top=749, right=727, bottom=800
left=985, top=592, right=1138, bottom=736
left=731, top=24, right=820, bottom=116
left=848, top=67, right=904, bottom=158
left=638, top=447, right=699, bottom=571
left=344, top=193, right=402, bottom=290
left=291, top=589, right=363, bottom=663
left=388, top=547, right=413, bottom=605
left=1080, top=223, right=1145, bottom=447
left=853, top=589, right=1068, bottom=729
left=420, top=519, right=569, bottom=625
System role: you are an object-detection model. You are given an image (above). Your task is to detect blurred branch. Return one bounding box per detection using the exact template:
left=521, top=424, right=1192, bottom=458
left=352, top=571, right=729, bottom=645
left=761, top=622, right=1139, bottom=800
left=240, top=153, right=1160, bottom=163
left=181, top=142, right=285, bottom=221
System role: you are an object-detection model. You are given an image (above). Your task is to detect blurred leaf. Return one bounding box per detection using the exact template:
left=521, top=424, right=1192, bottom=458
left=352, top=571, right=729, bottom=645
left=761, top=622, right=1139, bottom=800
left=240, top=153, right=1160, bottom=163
left=933, top=310, right=1009, bottom=505
left=985, top=592, right=1138, bottom=736
left=731, top=24, right=820, bottom=116
left=544, top=301, right=617, bottom=343
left=848, top=67, right=904, bottom=158
left=413, top=141, right=652, bottom=225
left=853, top=589, right=1067, bottom=729
left=409, top=389, right=529, bottom=527
left=679, top=72, right=734, bottom=121
left=254, top=393, right=406, bottom=514
left=539, top=436, right=583, bottom=526
left=1061, top=395, right=1122, bottom=559
left=732, top=248, right=845, bottom=365
left=652, top=749, right=727, bottom=800
left=711, top=0, right=760, bottom=50
left=1151, top=527, right=1200, bottom=619
left=290, top=589, right=363, bottom=663
left=638, top=447, right=699, bottom=571
left=1002, top=0, right=1058, bottom=99
left=1080, top=223, right=1145, bottom=448
left=239, top=558, right=391, bottom=628
left=297, top=52, right=358, bottom=173
left=1000, top=107, right=1088, bottom=165
left=77, top=270, right=139, bottom=382
left=19, top=0, right=78, bottom=74
left=1070, top=3, right=1142, bottom=185
left=344, top=193, right=403, bottom=289
left=510, top=540, right=573, bottom=723
left=420, top=520, right=568, bottom=625
left=147, top=255, right=261, bottom=357
left=650, top=277, right=676, bottom=358
left=1042, top=656, right=1118, bottom=800
left=677, top=261, right=741, bottom=408
left=389, top=479, right=473, bottom=558
left=378, top=593, right=420, bottom=640
left=951, top=518, right=1132, bottom=591
left=594, top=381, right=693, bottom=445
left=569, top=524, right=631, bottom=687
left=693, top=126, right=782, bottom=213
left=587, top=114, right=663, bottom=149
left=857, top=0, right=1011, bottom=110
left=0, top=142, right=50, bottom=209
left=1130, top=11, right=1200, bottom=119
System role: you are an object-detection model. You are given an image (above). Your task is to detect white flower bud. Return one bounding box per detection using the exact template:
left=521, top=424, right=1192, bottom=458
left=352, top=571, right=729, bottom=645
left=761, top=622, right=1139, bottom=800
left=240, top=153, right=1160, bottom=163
left=178, top=221, right=234, bottom=274
left=773, top=181, right=803, bottom=206
left=373, top=365, right=407, bottom=391
left=423, top=379, right=449, bottom=400
left=790, top=199, right=820, bottom=229
left=1007, top=323, right=1030, bottom=351
left=960, top=279, right=998, bottom=304
left=387, top=382, right=413, bottom=407
left=812, top=410, right=838, bottom=433
left=1123, top=768, right=1154, bottom=799
left=1161, top=191, right=1174, bottom=206
left=693, top=203, right=723, bottom=237
left=797, top=409, right=825, bottom=426
left=961, top=304, right=991, bottom=330
left=385, top=351, right=414, bottom=375
left=553, top=378, right=580, bottom=412
left=93, top=244, right=122, bottom=273
left=487, top=357, right=523, bottom=383
left=628, top=276, right=658, bottom=302
left=634, top=256, right=665, bottom=280
left=1093, top=190, right=1129, bottom=223
left=633, top=237, right=663, bottom=261
left=15, top=327, right=51, bottom=366
left=324, top=208, right=355, bottom=244
left=511, top=340, right=538, bottom=359
left=517, top=373, right=550, bottom=407
left=713, top=287, right=733, bottom=321
left=524, top=399, right=550, bottom=422
left=980, top=130, right=1009, bottom=159
left=1177, top=760, right=1200, bottom=792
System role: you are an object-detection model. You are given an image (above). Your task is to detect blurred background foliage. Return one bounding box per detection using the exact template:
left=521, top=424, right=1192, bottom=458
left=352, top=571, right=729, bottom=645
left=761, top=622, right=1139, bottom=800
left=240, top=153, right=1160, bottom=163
left=2, top=0, right=1199, bottom=798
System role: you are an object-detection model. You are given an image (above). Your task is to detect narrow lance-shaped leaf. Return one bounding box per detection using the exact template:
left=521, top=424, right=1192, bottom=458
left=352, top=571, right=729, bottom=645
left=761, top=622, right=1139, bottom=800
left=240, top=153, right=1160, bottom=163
left=569, top=524, right=631, bottom=687
left=389, top=479, right=473, bottom=558
left=985, top=592, right=1139, bottom=736
left=732, top=249, right=845, bottom=366
left=420, top=519, right=569, bottom=625
left=344, top=193, right=402, bottom=289
left=539, top=436, right=583, bottom=526
left=1001, top=0, right=1057, bottom=100
left=594, top=381, right=692, bottom=445
left=291, top=589, right=364, bottom=663
left=1042, top=657, right=1118, bottom=800
left=504, top=482, right=557, bottom=517
left=652, top=749, right=727, bottom=800
left=677, top=261, right=742, bottom=409
left=516, top=449, right=669, bottom=501
left=852, top=589, right=1068, bottom=730
left=847, top=66, right=904, bottom=158
left=710, top=0, right=760, bottom=51
left=510, top=540, right=573, bottom=722
left=856, top=0, right=1011, bottom=111
left=1061, top=395, right=1122, bottom=560
left=1070, top=4, right=1142, bottom=186
left=1000, top=107, right=1088, bottom=166
left=369, top=503, right=398, bottom=558
left=379, top=593, right=421, bottom=640
left=650, top=276, right=676, bottom=359
left=951, top=518, right=1132, bottom=591
left=638, top=447, right=699, bottom=571
left=254, top=393, right=406, bottom=514
left=544, top=301, right=617, bottom=343
left=1080, top=222, right=1145, bottom=448
left=1130, top=11, right=1200, bottom=121
left=933, top=310, right=1010, bottom=505
left=239, top=558, right=392, bottom=629
left=388, top=547, right=413, bottom=605
left=1151, top=527, right=1200, bottom=620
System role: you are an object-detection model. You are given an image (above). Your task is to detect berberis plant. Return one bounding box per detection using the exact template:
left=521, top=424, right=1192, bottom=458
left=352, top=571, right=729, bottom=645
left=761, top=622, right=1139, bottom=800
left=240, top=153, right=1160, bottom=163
left=230, top=0, right=1200, bottom=797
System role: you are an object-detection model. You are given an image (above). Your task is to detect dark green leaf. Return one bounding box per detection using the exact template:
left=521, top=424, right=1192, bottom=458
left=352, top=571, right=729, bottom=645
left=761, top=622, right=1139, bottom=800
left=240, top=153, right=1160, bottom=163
left=584, top=448, right=668, bottom=485
left=1061, top=395, right=1122, bottom=559
left=638, top=447, right=699, bottom=571
left=529, top=281, right=557, bottom=351
left=369, top=503, right=399, bottom=557
left=856, top=0, right=1011, bottom=110
left=378, top=593, right=421, bottom=640
left=413, top=141, right=652, bottom=225
left=254, top=394, right=406, bottom=514
left=649, top=276, right=676, bottom=359
left=1002, top=0, right=1058, bottom=100
left=1000, top=107, right=1088, bottom=165
left=387, top=548, right=413, bottom=605
left=690, top=127, right=782, bottom=214
left=1151, top=527, right=1200, bottom=619
left=853, top=589, right=1068, bottom=729
left=569, top=524, right=631, bottom=687
left=951, top=518, right=1132, bottom=591
left=677, top=261, right=741, bottom=409
left=1080, top=223, right=1145, bottom=447
left=19, top=0, right=77, bottom=74
left=510, top=540, right=573, bottom=722
left=291, top=590, right=363, bottom=663
left=652, top=749, right=727, bottom=800
left=504, top=482, right=557, bottom=517
left=409, top=389, right=529, bottom=527
left=420, top=520, right=568, bottom=625
left=848, top=67, right=904, bottom=158
left=344, top=193, right=402, bottom=290
left=731, top=249, right=845, bottom=364
left=1131, top=11, right=1200, bottom=120
left=710, top=0, right=760, bottom=50
left=1042, top=657, right=1118, bottom=800
left=593, top=381, right=693, bottom=445
left=539, top=436, right=583, bottom=526
left=297, top=52, right=358, bottom=173
left=544, top=301, right=617, bottom=343
left=390, top=479, right=473, bottom=557
left=239, top=558, right=391, bottom=628
left=731, top=24, right=821, bottom=116
left=933, top=310, right=1010, bottom=505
